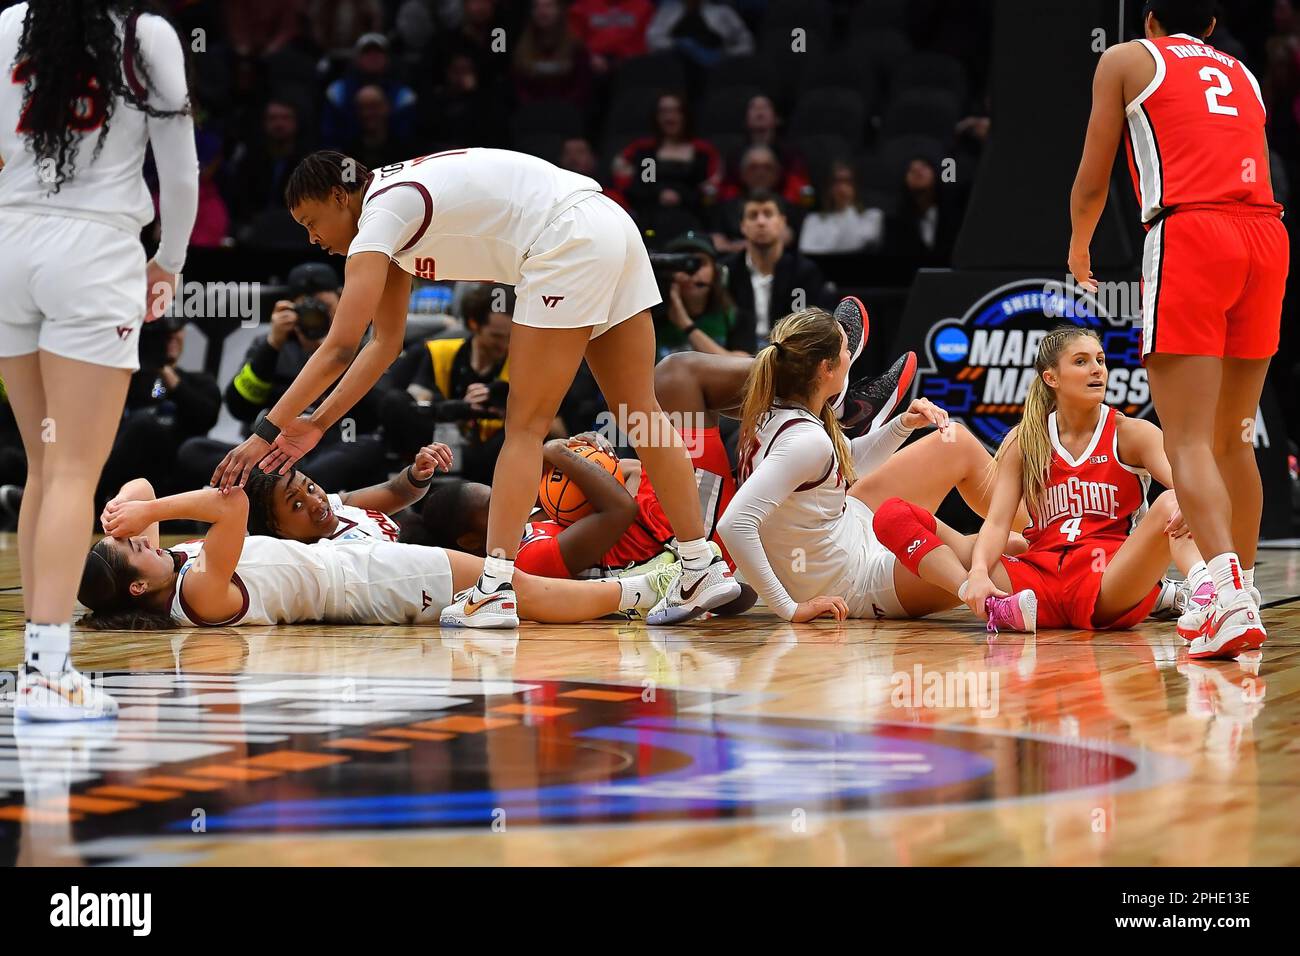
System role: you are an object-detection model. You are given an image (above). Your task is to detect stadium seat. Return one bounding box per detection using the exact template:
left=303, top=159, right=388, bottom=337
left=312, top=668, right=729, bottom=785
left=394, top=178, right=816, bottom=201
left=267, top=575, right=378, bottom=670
left=880, top=89, right=960, bottom=142
left=707, top=55, right=771, bottom=92
left=610, top=52, right=688, bottom=98
left=603, top=87, right=668, bottom=143
left=761, top=0, right=834, bottom=43
left=841, top=31, right=912, bottom=88
left=697, top=86, right=765, bottom=137
left=876, top=134, right=947, bottom=181
left=891, top=52, right=969, bottom=105
left=850, top=0, right=909, bottom=33
left=789, top=90, right=867, bottom=145
left=510, top=99, right=585, bottom=140
left=800, top=55, right=879, bottom=115
left=513, top=132, right=568, bottom=165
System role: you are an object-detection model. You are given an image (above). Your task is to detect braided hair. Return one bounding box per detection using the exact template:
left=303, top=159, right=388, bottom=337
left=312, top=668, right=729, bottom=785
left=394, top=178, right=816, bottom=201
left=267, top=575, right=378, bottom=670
left=15, top=0, right=190, bottom=192
left=242, top=468, right=286, bottom=538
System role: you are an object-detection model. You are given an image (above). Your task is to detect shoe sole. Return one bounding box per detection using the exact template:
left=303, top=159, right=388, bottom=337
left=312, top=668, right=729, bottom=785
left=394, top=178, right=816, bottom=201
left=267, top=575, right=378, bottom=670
left=1188, top=627, right=1266, bottom=661
left=438, top=612, right=520, bottom=629
left=834, top=296, right=869, bottom=361
left=871, top=351, right=918, bottom=432
left=15, top=705, right=117, bottom=722
left=1020, top=592, right=1038, bottom=633
left=646, top=579, right=742, bottom=626
left=1176, top=621, right=1206, bottom=641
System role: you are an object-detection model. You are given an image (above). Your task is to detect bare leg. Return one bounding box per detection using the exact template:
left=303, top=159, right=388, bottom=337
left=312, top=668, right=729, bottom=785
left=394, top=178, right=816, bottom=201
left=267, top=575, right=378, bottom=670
left=849, top=424, right=1031, bottom=530
left=2, top=353, right=131, bottom=622
left=585, top=312, right=706, bottom=542
left=445, top=549, right=623, bottom=622
left=487, top=324, right=591, bottom=560
left=1214, top=358, right=1271, bottom=570
left=1147, top=354, right=1234, bottom=558
left=653, top=350, right=753, bottom=424
left=1093, top=491, right=1189, bottom=626
left=890, top=519, right=1017, bottom=617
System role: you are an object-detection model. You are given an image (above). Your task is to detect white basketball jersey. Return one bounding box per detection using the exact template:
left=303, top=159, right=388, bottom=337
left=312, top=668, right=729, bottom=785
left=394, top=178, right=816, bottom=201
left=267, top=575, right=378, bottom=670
left=739, top=406, right=874, bottom=603
left=0, top=4, right=188, bottom=233
left=323, top=493, right=402, bottom=543
left=169, top=537, right=341, bottom=627
left=348, top=147, right=602, bottom=283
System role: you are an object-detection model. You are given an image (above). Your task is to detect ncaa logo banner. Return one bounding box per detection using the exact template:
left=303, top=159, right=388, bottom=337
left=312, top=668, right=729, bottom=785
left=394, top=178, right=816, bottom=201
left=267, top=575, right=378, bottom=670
left=914, top=278, right=1151, bottom=451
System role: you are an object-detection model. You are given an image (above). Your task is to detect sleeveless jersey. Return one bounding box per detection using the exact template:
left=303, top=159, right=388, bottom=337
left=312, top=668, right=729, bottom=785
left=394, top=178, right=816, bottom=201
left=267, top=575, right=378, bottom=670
left=1022, top=406, right=1151, bottom=552
left=168, top=537, right=341, bottom=627
left=348, top=147, right=602, bottom=282
left=1125, top=33, right=1277, bottom=223
left=323, top=493, right=402, bottom=543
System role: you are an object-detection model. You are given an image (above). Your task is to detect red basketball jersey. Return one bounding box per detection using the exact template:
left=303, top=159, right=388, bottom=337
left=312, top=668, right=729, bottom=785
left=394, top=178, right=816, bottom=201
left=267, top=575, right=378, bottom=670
left=1124, top=33, right=1278, bottom=223
left=1022, top=406, right=1151, bottom=552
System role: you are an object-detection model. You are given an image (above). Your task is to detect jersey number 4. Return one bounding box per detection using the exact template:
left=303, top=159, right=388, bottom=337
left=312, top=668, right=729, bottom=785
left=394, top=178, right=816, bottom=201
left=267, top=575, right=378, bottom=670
left=10, top=61, right=107, bottom=133
left=1060, top=516, right=1084, bottom=543
left=1198, top=67, right=1239, bottom=117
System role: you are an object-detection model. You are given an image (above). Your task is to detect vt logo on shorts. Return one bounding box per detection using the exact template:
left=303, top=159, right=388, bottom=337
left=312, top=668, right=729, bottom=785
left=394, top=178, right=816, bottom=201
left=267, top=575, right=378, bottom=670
left=541, top=295, right=566, bottom=308
left=116, top=325, right=134, bottom=340
left=422, top=590, right=433, bottom=610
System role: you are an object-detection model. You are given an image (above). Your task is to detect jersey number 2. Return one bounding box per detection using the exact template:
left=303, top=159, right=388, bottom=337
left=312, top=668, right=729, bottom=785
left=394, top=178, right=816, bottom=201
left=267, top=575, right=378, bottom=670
left=1198, top=67, right=1239, bottom=117
left=1060, top=516, right=1084, bottom=543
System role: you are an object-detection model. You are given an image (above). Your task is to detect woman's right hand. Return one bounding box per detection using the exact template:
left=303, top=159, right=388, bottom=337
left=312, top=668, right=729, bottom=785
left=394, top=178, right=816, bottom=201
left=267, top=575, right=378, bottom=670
left=962, top=568, right=1007, bottom=620
left=790, top=596, right=849, bottom=622
left=101, top=499, right=156, bottom=539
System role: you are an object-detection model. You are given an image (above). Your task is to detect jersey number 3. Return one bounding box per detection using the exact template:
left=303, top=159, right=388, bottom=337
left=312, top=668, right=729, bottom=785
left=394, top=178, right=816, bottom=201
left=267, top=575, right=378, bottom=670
left=1198, top=67, right=1239, bottom=117
left=10, top=60, right=107, bottom=133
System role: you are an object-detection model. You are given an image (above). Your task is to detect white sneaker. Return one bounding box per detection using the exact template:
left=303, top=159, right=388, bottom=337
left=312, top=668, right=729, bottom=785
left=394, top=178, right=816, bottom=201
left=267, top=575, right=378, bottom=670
left=646, top=554, right=741, bottom=625
left=1188, top=593, right=1267, bottom=660
left=1177, top=583, right=1259, bottom=641
left=439, top=580, right=520, bottom=629
left=15, top=664, right=119, bottom=722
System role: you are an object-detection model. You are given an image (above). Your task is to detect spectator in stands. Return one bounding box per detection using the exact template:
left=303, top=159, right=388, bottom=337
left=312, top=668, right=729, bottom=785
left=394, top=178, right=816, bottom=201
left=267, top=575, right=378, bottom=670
left=613, top=91, right=723, bottom=236
left=654, top=231, right=742, bottom=357
left=322, top=34, right=419, bottom=148
left=432, top=0, right=513, bottom=93
left=176, top=264, right=388, bottom=492
left=420, top=51, right=509, bottom=150
left=886, top=156, right=965, bottom=267
left=711, top=144, right=801, bottom=253
left=723, top=190, right=835, bottom=351
left=798, top=161, right=883, bottom=255
left=344, top=85, right=417, bottom=170
left=513, top=0, right=593, bottom=107
left=308, top=0, right=386, bottom=55
left=381, top=284, right=555, bottom=485
left=568, top=0, right=655, bottom=74
left=225, top=100, right=310, bottom=234
left=226, top=0, right=303, bottom=58
left=647, top=0, right=754, bottom=67
left=96, top=321, right=222, bottom=517
left=560, top=136, right=599, bottom=180
left=735, top=95, right=810, bottom=204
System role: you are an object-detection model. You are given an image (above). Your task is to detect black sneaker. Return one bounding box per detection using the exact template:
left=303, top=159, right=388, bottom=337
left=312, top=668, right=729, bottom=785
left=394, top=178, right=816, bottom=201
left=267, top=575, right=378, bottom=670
left=831, top=297, right=868, bottom=411
left=838, top=351, right=918, bottom=441
left=0, top=484, right=22, bottom=532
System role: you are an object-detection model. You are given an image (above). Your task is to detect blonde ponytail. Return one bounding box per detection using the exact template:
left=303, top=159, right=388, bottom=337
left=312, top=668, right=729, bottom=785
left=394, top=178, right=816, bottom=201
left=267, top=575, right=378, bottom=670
left=736, top=307, right=857, bottom=484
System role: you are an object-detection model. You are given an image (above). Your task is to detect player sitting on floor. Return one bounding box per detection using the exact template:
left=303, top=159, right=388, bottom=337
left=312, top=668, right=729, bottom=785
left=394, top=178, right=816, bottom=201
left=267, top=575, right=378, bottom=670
left=76, top=479, right=678, bottom=630
left=716, top=306, right=1035, bottom=623
left=870, top=325, right=1217, bottom=644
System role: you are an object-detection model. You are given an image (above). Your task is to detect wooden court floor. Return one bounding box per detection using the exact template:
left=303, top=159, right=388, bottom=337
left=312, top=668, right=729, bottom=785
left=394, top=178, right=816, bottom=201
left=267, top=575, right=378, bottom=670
left=0, top=533, right=1297, bottom=866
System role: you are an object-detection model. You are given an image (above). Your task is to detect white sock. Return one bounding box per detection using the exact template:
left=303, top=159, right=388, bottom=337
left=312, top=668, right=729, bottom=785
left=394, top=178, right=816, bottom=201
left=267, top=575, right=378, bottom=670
left=480, top=556, right=515, bottom=591
left=1186, top=560, right=1211, bottom=595
left=677, top=537, right=713, bottom=572
left=1207, top=552, right=1245, bottom=604
left=618, top=575, right=655, bottom=611
left=1243, top=566, right=1255, bottom=593
left=25, top=622, right=71, bottom=675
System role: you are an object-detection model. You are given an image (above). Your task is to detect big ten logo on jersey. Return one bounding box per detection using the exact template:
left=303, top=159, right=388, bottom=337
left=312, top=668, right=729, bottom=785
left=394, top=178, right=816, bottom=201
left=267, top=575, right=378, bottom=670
left=365, top=509, right=401, bottom=542
left=914, top=279, right=1150, bottom=451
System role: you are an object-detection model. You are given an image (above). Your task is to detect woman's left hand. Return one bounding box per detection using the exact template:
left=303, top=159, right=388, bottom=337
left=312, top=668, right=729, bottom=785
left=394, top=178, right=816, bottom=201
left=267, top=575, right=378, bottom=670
left=1163, top=501, right=1192, bottom=539
left=258, top=418, right=325, bottom=476
left=101, top=499, right=156, bottom=539
left=899, top=398, right=952, bottom=436
left=412, top=443, right=454, bottom=479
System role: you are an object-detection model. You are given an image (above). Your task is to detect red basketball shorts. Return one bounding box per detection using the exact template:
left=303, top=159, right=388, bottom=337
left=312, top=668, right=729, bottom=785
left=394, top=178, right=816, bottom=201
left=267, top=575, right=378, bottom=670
left=999, top=541, right=1160, bottom=630
left=1140, top=204, right=1289, bottom=361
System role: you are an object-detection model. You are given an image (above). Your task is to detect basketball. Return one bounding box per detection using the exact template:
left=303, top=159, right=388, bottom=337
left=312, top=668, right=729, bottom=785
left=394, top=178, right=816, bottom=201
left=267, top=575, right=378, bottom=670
left=538, top=445, right=623, bottom=526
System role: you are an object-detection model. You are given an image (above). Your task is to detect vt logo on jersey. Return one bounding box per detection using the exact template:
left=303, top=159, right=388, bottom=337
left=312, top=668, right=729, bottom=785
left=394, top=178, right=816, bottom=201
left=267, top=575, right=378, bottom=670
left=915, top=280, right=1150, bottom=450
left=541, top=295, right=565, bottom=308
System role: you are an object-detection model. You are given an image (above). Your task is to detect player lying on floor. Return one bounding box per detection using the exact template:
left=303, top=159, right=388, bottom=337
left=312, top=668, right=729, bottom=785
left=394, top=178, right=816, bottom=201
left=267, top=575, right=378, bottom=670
left=240, top=441, right=453, bottom=544
left=870, top=325, right=1224, bottom=650
left=416, top=297, right=916, bottom=591
left=716, top=306, right=1037, bottom=623
left=75, top=479, right=678, bottom=630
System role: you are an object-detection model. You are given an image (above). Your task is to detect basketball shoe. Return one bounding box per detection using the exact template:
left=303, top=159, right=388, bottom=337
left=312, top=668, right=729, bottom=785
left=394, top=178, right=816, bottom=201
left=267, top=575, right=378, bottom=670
left=646, top=552, right=741, bottom=625
left=1188, top=592, right=1267, bottom=660
left=15, top=664, right=119, bottom=722
left=838, top=352, right=919, bottom=441
left=984, top=590, right=1038, bottom=635
left=440, top=579, right=519, bottom=629
left=1177, top=582, right=1259, bottom=641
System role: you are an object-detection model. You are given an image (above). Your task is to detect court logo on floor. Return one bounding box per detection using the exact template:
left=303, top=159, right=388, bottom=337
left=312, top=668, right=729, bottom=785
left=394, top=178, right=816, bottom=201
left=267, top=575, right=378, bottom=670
left=914, top=278, right=1151, bottom=450
left=0, top=672, right=1153, bottom=855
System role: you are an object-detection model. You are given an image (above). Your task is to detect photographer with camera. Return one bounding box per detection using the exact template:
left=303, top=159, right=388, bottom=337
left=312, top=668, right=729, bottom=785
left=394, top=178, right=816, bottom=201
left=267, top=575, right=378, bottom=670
left=95, top=318, right=221, bottom=518
left=177, top=263, right=389, bottom=492
left=651, top=232, right=743, bottom=358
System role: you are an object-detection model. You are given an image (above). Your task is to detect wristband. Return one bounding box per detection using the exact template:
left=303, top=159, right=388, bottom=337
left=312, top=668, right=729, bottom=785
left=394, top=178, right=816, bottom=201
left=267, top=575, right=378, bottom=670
left=680, top=322, right=699, bottom=336
left=254, top=416, right=281, bottom=443
left=405, top=464, right=433, bottom=488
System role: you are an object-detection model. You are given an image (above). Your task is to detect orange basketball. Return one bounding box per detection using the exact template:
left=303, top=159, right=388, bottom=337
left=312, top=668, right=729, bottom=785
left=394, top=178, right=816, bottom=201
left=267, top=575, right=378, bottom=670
left=538, top=445, right=624, bottom=526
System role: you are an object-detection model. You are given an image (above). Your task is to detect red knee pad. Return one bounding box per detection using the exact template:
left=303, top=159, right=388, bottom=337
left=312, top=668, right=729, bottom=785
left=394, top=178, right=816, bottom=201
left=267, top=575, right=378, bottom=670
left=872, top=497, right=943, bottom=576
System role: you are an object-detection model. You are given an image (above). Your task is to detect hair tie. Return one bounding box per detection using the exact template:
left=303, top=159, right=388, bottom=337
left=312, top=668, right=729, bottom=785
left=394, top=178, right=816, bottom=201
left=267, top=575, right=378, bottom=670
left=771, top=341, right=785, bottom=357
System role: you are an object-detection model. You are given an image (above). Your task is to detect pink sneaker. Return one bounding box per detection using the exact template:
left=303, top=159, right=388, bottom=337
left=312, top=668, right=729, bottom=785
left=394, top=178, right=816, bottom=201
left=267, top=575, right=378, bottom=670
left=984, top=590, right=1038, bottom=634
